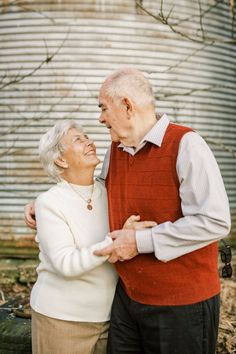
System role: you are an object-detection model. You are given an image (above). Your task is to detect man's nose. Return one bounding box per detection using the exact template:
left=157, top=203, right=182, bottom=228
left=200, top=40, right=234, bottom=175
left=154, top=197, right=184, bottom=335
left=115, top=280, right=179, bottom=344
left=99, top=114, right=105, bottom=124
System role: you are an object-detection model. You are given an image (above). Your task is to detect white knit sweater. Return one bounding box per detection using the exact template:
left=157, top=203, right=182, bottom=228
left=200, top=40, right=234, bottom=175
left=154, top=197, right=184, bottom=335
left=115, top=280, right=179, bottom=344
left=30, top=180, right=118, bottom=322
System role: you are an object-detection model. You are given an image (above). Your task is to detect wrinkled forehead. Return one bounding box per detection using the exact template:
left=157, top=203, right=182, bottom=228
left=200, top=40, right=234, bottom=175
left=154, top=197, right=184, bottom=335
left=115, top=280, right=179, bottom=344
left=98, top=80, right=112, bottom=99
left=98, top=86, right=119, bottom=108
left=98, top=85, right=107, bottom=101
left=60, top=127, right=84, bottom=144
left=98, top=92, right=109, bottom=108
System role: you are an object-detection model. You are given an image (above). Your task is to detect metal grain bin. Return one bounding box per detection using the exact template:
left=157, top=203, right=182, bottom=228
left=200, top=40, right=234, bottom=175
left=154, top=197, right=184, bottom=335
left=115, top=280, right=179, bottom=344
left=0, top=0, right=235, bottom=255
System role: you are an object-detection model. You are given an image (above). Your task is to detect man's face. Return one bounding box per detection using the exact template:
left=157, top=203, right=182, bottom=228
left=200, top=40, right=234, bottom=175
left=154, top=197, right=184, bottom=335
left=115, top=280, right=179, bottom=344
left=98, top=89, right=132, bottom=144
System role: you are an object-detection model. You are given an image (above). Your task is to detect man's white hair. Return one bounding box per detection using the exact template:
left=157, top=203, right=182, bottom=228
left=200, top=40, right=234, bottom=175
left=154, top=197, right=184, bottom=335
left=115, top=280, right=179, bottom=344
left=39, top=120, right=83, bottom=181
left=102, top=67, right=155, bottom=107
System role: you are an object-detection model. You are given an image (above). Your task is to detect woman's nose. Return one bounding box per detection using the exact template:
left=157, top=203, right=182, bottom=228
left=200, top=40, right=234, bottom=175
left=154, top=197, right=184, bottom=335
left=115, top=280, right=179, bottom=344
left=86, top=138, right=94, bottom=146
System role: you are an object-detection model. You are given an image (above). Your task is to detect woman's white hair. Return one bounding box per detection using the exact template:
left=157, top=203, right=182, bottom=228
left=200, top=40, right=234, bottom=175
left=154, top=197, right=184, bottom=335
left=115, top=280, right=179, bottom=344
left=102, top=67, right=155, bottom=108
left=39, top=120, right=83, bottom=181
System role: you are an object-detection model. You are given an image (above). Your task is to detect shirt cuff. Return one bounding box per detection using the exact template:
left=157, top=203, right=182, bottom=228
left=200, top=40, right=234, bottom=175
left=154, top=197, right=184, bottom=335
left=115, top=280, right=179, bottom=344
left=136, top=229, right=154, bottom=253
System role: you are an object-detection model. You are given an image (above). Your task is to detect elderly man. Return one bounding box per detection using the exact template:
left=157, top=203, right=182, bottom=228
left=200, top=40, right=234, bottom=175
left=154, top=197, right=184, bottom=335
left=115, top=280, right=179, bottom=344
left=25, top=68, right=230, bottom=354
left=94, top=68, right=231, bottom=354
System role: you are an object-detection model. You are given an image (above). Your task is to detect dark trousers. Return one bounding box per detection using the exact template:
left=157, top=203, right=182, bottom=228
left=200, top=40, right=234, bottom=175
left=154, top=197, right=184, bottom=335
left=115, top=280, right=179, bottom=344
left=107, top=281, right=220, bottom=354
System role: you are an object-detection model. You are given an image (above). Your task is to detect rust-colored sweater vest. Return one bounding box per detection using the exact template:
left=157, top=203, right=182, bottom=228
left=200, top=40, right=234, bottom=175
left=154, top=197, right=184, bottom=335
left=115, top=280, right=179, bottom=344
left=106, top=123, right=220, bottom=305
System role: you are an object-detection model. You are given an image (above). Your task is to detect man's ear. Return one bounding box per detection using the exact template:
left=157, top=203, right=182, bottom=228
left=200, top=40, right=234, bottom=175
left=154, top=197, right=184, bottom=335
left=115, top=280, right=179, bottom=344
left=122, top=97, right=133, bottom=117
left=54, top=156, right=68, bottom=169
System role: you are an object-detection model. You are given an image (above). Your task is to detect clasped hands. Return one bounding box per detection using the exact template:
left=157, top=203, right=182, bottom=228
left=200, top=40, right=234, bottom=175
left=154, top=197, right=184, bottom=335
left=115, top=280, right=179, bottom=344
left=94, top=215, right=157, bottom=263
left=24, top=203, right=157, bottom=264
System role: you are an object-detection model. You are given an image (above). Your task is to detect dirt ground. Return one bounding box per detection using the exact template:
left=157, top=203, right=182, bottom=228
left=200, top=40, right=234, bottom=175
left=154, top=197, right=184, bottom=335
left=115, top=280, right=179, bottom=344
left=216, top=279, right=236, bottom=354
left=0, top=277, right=235, bottom=354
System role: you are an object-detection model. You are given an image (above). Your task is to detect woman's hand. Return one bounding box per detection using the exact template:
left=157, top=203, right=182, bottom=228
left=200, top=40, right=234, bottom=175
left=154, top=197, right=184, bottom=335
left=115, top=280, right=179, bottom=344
left=24, top=201, right=37, bottom=229
left=123, top=215, right=157, bottom=230
left=95, top=216, right=157, bottom=263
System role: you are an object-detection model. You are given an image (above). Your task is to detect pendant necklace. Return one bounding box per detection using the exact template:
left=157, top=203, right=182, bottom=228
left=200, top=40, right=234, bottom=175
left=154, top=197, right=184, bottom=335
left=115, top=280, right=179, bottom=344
left=69, top=182, right=95, bottom=211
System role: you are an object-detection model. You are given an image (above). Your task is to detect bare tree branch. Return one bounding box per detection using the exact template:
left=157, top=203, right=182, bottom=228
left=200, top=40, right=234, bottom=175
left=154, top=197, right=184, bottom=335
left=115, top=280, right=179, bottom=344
left=230, top=0, right=236, bottom=37
left=197, top=0, right=206, bottom=40
left=161, top=43, right=209, bottom=73
left=170, top=115, right=236, bottom=158
left=135, top=0, right=213, bottom=43
left=204, top=137, right=236, bottom=157
left=230, top=0, right=235, bottom=17
left=4, top=0, right=56, bottom=24
left=0, top=30, right=70, bottom=91
left=155, top=83, right=235, bottom=100
left=135, top=0, right=236, bottom=44
left=174, top=0, right=223, bottom=26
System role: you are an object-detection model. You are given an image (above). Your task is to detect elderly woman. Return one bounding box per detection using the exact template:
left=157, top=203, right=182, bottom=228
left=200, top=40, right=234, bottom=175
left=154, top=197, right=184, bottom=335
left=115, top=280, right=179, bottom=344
left=30, top=120, right=155, bottom=354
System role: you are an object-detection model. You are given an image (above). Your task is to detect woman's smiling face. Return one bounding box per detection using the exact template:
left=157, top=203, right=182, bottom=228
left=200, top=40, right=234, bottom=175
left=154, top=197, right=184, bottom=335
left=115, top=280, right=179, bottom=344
left=58, top=128, right=100, bottom=171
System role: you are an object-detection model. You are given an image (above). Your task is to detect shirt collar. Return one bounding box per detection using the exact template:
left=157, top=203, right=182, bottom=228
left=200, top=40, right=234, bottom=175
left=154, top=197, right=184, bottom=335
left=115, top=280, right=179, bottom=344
left=118, top=114, right=170, bottom=153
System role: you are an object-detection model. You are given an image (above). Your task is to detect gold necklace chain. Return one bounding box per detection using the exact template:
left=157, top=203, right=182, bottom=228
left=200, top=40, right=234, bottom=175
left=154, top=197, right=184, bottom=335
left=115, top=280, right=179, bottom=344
left=69, top=182, right=95, bottom=211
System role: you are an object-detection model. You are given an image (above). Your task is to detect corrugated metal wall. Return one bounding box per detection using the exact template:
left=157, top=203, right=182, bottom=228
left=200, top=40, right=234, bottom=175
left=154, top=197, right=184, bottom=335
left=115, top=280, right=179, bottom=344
left=0, top=0, right=235, bottom=255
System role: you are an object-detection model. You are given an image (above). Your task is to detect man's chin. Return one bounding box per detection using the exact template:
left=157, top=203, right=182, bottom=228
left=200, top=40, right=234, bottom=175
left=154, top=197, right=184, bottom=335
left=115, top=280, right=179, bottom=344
left=110, top=131, right=120, bottom=142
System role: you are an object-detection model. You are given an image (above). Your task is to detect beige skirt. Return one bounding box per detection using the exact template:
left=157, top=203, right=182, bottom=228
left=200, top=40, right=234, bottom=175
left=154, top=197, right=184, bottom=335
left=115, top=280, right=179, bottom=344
left=31, top=310, right=109, bottom=354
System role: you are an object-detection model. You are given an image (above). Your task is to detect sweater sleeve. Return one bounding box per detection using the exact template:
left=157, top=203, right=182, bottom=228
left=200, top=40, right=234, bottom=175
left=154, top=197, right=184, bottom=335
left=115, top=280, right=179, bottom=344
left=35, top=194, right=112, bottom=278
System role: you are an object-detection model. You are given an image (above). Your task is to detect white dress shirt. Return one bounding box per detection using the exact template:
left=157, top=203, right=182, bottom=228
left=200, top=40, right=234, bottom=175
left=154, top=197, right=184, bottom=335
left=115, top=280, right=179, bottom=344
left=99, top=114, right=231, bottom=262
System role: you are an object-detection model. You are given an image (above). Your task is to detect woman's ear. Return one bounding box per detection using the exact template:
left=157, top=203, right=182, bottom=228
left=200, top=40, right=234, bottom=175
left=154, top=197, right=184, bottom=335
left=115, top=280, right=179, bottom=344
left=54, top=156, right=68, bottom=169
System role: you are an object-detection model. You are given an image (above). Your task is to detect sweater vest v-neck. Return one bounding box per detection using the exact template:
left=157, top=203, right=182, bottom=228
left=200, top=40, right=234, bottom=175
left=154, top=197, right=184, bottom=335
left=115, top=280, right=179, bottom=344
left=106, top=123, right=220, bottom=305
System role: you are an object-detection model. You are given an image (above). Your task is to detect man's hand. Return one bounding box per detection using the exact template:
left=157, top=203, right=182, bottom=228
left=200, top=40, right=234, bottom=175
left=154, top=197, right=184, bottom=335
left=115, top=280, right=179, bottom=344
left=94, top=216, right=157, bottom=263
left=94, top=229, right=138, bottom=263
left=24, top=201, right=36, bottom=229
left=123, top=215, right=157, bottom=230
